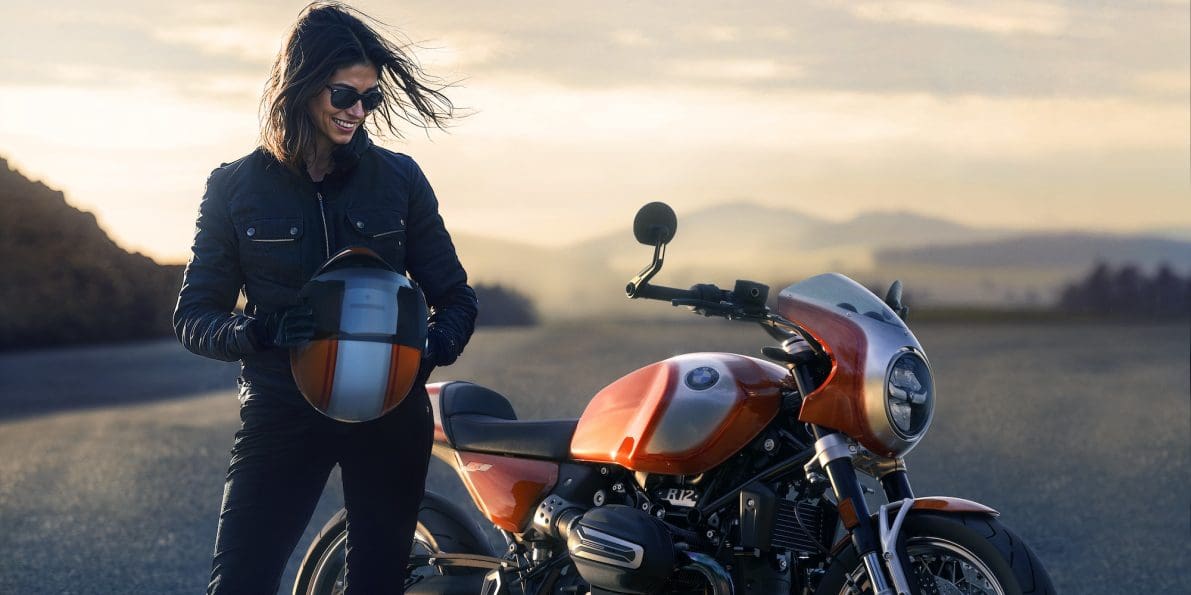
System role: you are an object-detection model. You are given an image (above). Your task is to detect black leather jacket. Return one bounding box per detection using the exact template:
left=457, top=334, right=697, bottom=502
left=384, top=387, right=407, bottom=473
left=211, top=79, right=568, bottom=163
left=173, top=131, right=477, bottom=394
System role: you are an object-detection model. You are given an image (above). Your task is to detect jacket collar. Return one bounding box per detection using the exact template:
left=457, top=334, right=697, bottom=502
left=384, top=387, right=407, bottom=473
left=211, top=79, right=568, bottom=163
left=328, top=128, right=372, bottom=177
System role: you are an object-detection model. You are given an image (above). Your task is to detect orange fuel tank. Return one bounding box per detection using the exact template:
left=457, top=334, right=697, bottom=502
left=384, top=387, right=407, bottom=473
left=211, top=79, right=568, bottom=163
left=570, top=353, right=788, bottom=475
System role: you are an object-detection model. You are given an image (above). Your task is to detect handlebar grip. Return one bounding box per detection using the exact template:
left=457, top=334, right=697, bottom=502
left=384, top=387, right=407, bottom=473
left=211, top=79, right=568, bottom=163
left=628, top=282, right=697, bottom=301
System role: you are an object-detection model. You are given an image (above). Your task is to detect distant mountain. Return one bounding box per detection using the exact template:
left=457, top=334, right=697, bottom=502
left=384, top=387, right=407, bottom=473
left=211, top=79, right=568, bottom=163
left=800, top=210, right=1008, bottom=249
left=0, top=158, right=183, bottom=350
left=575, top=201, right=1011, bottom=256
left=877, top=233, right=1191, bottom=270
left=1150, top=227, right=1191, bottom=242
left=672, top=202, right=832, bottom=245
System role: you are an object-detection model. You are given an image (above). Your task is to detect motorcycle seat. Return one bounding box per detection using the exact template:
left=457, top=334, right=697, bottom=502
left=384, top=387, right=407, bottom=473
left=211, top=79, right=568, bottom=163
left=437, top=381, right=578, bottom=461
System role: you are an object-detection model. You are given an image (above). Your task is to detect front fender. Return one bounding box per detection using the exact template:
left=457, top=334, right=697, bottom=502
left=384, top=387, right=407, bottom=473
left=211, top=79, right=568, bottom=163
left=909, top=496, right=999, bottom=517
left=817, top=502, right=1050, bottom=595
left=831, top=496, right=999, bottom=554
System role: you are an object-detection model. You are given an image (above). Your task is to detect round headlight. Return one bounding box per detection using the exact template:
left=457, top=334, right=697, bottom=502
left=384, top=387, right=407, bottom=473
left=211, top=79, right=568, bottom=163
left=885, top=351, right=933, bottom=439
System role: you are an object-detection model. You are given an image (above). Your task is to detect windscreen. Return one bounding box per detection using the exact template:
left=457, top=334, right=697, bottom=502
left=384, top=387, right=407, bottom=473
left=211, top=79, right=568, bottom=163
left=783, top=273, right=907, bottom=330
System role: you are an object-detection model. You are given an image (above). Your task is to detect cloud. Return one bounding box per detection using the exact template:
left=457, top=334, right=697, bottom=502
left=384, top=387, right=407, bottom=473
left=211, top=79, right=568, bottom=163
left=1133, top=70, right=1191, bottom=96
left=374, top=2, right=1184, bottom=99
left=446, top=79, right=1188, bottom=158
left=610, top=29, right=657, bottom=48
left=151, top=24, right=282, bottom=64
left=414, top=30, right=523, bottom=73
left=146, top=2, right=293, bottom=64
left=6, top=1, right=1183, bottom=101
left=682, top=25, right=741, bottom=43
left=838, top=1, right=1069, bottom=36
left=665, top=59, right=804, bottom=83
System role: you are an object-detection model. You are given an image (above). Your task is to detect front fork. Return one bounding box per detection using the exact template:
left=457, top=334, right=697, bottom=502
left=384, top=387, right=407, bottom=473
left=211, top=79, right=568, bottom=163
left=806, top=430, right=916, bottom=595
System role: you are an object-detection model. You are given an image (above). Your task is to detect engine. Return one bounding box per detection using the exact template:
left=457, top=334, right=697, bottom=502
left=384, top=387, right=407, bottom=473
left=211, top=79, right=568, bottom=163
left=565, top=505, right=676, bottom=594
left=525, top=452, right=834, bottom=594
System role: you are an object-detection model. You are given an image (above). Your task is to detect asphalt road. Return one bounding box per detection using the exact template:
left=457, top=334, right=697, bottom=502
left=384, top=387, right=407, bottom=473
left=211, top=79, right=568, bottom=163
left=0, top=320, right=1187, bottom=594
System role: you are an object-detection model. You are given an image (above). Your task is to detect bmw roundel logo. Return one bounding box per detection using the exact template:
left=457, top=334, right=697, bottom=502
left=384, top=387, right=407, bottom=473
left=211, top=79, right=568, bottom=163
left=685, top=366, right=720, bottom=391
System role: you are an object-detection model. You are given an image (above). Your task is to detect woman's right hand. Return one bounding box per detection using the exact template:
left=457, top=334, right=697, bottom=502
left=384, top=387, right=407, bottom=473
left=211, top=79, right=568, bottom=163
left=251, top=305, right=316, bottom=349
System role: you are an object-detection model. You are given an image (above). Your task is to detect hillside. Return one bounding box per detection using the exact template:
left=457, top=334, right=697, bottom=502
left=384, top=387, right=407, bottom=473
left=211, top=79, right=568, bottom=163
left=0, top=158, right=183, bottom=350
left=0, top=157, right=538, bottom=350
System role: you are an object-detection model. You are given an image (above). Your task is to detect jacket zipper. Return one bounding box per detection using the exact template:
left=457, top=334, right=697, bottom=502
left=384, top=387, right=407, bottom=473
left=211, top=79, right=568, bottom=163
left=316, top=192, right=331, bottom=260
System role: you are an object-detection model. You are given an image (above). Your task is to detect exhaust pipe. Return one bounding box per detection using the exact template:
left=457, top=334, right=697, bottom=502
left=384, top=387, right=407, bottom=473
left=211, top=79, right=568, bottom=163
left=680, top=551, right=734, bottom=595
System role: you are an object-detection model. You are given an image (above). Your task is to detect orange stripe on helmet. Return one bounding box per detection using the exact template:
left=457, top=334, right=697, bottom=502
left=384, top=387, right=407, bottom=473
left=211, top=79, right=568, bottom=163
left=382, top=344, right=422, bottom=413
left=292, top=339, right=339, bottom=412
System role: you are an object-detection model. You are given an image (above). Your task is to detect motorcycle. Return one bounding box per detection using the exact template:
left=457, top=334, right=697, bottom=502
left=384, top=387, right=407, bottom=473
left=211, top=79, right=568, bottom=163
left=294, top=202, right=1055, bottom=595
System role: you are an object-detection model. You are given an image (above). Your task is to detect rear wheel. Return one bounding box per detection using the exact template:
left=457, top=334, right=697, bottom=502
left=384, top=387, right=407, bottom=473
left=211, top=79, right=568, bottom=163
left=293, top=492, right=491, bottom=595
left=815, top=513, right=1055, bottom=595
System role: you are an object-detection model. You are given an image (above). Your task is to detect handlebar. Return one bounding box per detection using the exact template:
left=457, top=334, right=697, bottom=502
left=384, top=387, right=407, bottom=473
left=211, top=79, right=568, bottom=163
left=625, top=282, right=701, bottom=302
left=628, top=280, right=771, bottom=319
left=629, top=279, right=826, bottom=359
left=622, top=213, right=825, bottom=363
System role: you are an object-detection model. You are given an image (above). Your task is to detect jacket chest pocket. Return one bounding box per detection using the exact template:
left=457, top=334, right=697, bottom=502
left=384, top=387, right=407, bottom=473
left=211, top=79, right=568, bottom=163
left=234, top=216, right=305, bottom=285
left=345, top=208, right=406, bottom=271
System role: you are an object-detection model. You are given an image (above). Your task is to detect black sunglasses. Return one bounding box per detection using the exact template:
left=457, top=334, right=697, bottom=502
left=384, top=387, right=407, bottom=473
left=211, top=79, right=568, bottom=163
left=325, top=85, right=383, bottom=111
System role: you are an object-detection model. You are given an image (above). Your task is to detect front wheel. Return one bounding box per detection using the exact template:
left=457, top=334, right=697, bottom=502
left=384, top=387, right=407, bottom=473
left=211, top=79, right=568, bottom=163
left=815, top=512, right=1055, bottom=595
left=293, top=492, right=492, bottom=595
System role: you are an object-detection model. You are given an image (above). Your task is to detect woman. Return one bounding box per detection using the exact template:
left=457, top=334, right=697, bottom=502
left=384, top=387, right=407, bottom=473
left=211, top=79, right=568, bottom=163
left=173, top=3, right=477, bottom=593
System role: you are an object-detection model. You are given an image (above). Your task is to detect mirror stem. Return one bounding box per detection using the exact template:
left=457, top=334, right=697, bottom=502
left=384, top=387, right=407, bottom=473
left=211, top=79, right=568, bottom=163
left=626, top=240, right=667, bottom=297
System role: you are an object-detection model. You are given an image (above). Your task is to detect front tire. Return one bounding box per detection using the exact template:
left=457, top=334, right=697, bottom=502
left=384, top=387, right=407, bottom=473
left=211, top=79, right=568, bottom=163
left=293, top=492, right=492, bottom=595
left=815, top=512, right=1054, bottom=595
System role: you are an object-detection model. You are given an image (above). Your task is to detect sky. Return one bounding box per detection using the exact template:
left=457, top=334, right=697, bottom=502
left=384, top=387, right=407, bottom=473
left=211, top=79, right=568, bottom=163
left=1, top=0, right=1188, bottom=263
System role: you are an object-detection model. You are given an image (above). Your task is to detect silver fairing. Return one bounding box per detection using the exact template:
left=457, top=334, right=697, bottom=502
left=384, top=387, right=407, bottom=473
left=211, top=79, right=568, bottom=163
left=859, top=315, right=933, bottom=456
left=779, top=273, right=934, bottom=457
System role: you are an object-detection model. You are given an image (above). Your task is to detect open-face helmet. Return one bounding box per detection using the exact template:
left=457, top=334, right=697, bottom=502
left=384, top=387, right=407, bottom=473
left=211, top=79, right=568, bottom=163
left=290, top=246, right=428, bottom=422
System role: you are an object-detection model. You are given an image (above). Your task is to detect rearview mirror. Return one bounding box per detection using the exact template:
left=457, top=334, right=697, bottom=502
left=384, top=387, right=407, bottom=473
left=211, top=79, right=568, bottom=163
left=633, top=202, right=678, bottom=246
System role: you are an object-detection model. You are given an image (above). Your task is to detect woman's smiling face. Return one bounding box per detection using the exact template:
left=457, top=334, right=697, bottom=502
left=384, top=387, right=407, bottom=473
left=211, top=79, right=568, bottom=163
left=308, top=62, right=380, bottom=152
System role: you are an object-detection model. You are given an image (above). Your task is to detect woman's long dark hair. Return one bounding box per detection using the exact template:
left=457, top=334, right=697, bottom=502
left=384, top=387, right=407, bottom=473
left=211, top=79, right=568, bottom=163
left=260, top=2, right=454, bottom=169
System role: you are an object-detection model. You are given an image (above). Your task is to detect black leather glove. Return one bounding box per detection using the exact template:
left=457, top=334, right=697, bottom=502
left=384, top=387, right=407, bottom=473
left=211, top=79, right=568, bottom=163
left=423, top=325, right=459, bottom=367
left=250, top=305, right=316, bottom=349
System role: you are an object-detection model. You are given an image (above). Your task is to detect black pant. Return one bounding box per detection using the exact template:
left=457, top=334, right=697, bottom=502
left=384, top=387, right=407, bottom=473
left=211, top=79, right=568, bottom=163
left=207, top=384, right=433, bottom=594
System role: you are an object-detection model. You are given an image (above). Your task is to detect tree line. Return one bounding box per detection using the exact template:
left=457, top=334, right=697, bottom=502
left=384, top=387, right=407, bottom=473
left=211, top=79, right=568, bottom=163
left=474, top=283, right=538, bottom=326
left=1058, top=262, right=1189, bottom=319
